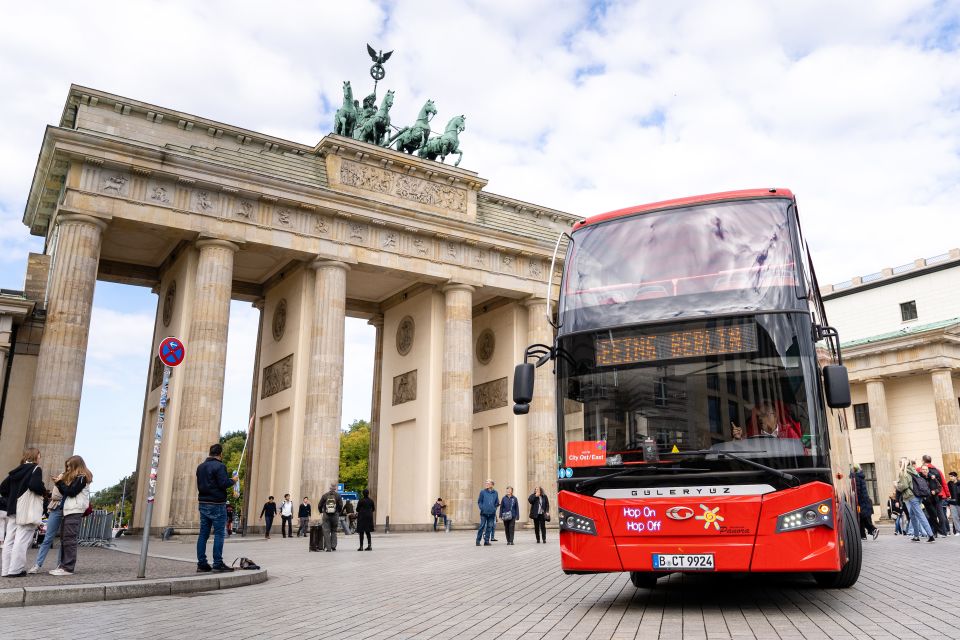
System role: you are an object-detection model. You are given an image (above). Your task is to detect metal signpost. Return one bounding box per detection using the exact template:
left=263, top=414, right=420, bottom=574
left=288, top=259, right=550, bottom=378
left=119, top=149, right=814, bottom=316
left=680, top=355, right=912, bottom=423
left=137, top=336, right=185, bottom=579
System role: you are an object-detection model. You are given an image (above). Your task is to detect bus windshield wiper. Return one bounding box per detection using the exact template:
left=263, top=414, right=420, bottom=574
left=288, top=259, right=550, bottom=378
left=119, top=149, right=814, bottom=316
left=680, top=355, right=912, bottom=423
left=667, top=448, right=800, bottom=488
left=575, top=465, right=709, bottom=491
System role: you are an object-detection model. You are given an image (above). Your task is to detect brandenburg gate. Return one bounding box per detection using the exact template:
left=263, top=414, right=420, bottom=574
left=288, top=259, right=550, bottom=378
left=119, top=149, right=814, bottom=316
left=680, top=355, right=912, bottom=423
left=0, top=83, right=575, bottom=532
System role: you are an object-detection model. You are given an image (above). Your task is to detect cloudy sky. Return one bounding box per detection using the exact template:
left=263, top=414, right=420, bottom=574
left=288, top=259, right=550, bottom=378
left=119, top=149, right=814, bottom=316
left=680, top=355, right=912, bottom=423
left=1, top=0, right=958, bottom=489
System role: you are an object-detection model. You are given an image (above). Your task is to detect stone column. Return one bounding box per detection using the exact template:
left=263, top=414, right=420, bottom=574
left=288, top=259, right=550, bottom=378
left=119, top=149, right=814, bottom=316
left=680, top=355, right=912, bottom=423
left=169, top=239, right=239, bottom=527
left=366, top=314, right=384, bottom=506
left=26, top=214, right=107, bottom=476
left=301, top=260, right=349, bottom=504
left=0, top=315, right=12, bottom=407
left=440, top=283, right=474, bottom=526
left=525, top=298, right=558, bottom=517
left=932, top=369, right=960, bottom=474
left=865, top=378, right=894, bottom=506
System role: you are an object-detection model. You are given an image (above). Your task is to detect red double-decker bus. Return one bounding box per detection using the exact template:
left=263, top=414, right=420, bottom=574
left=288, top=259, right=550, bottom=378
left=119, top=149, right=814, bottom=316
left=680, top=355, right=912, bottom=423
left=513, top=188, right=861, bottom=588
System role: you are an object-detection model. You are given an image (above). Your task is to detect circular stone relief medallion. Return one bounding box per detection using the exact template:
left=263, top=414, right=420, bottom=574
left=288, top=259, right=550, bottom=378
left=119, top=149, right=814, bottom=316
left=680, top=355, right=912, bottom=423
left=476, top=328, right=496, bottom=365
left=272, top=298, right=287, bottom=341
left=396, top=316, right=415, bottom=356
left=162, top=281, right=176, bottom=327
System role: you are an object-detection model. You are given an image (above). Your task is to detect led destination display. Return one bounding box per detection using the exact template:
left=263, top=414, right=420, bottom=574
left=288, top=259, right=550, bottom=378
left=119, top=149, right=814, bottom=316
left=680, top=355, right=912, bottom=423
left=595, top=323, right=757, bottom=367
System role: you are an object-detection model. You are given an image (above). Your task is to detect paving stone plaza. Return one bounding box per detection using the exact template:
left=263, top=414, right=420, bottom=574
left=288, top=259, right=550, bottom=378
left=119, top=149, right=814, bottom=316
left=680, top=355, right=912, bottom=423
left=0, top=527, right=956, bottom=640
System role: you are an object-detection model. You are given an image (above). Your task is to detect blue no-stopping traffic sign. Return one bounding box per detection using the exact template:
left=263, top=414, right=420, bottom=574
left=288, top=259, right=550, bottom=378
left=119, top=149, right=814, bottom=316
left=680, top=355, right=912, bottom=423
left=158, top=336, right=185, bottom=367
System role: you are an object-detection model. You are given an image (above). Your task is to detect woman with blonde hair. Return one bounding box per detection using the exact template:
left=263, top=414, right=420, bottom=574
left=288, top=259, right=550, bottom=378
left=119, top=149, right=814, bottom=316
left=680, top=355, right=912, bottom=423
left=0, top=448, right=46, bottom=577
left=50, top=455, right=93, bottom=576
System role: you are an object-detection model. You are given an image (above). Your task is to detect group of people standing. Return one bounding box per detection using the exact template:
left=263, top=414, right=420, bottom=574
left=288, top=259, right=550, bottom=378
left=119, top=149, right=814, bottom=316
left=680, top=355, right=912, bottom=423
left=0, top=448, right=93, bottom=577
left=257, top=485, right=375, bottom=552
left=888, top=455, right=960, bottom=542
left=474, top=480, right=550, bottom=546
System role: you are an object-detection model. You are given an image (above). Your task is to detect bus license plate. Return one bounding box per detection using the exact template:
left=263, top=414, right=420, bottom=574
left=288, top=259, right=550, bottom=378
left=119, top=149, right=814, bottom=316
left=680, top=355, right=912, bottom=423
left=652, top=553, right=715, bottom=571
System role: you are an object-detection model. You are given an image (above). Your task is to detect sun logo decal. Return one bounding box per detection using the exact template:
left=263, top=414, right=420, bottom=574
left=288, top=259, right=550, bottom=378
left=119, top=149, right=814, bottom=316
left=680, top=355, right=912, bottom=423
left=695, top=504, right=724, bottom=530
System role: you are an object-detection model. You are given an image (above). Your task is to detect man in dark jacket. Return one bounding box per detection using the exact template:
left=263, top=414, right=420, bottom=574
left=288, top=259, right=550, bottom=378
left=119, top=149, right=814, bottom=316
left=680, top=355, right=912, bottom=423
left=195, top=443, right=235, bottom=573
left=297, top=497, right=312, bottom=537
left=475, top=479, right=499, bottom=546
left=260, top=496, right=277, bottom=538
left=948, top=471, right=960, bottom=535
left=922, top=455, right=950, bottom=535
left=319, top=484, right=343, bottom=551
left=851, top=466, right=878, bottom=540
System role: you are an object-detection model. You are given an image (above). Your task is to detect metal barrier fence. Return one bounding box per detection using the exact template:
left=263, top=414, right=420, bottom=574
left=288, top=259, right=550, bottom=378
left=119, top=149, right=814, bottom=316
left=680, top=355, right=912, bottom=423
left=78, top=509, right=116, bottom=547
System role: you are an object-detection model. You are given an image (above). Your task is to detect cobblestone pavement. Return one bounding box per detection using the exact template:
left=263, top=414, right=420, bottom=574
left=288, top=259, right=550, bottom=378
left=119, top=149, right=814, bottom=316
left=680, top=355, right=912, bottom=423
left=0, top=544, right=194, bottom=586
left=1, top=526, right=958, bottom=639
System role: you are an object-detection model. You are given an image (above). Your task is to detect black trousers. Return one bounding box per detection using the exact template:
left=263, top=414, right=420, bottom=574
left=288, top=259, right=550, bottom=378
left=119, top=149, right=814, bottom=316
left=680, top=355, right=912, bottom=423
left=60, top=513, right=82, bottom=572
left=533, top=516, right=546, bottom=542
left=264, top=515, right=274, bottom=537
left=924, top=497, right=945, bottom=535
left=281, top=515, right=293, bottom=537
left=858, top=512, right=877, bottom=538
left=503, top=519, right=516, bottom=543
left=358, top=531, right=371, bottom=548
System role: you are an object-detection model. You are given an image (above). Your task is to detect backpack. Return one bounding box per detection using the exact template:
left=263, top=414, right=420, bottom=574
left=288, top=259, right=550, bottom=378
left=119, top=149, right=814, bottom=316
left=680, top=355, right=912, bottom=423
left=912, top=473, right=931, bottom=498
left=325, top=495, right=337, bottom=514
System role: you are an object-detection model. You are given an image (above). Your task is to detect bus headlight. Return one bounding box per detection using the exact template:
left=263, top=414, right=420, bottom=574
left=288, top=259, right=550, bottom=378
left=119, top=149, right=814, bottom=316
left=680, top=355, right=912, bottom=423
left=776, top=500, right=834, bottom=533
left=558, top=509, right=597, bottom=536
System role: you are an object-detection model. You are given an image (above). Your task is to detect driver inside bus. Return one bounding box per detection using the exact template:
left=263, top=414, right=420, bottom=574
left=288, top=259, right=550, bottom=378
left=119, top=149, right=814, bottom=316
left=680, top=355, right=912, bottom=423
left=731, top=400, right=802, bottom=440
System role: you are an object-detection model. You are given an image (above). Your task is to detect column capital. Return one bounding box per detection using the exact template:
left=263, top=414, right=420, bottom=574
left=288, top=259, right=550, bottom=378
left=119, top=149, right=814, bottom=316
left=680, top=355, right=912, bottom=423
left=195, top=238, right=240, bottom=253
left=441, top=282, right=475, bottom=295
left=309, top=259, right=351, bottom=273
left=56, top=213, right=108, bottom=232
left=863, top=377, right=886, bottom=385
left=367, top=314, right=384, bottom=329
left=930, top=367, right=956, bottom=375
left=252, top=298, right=265, bottom=311
left=523, top=296, right=549, bottom=309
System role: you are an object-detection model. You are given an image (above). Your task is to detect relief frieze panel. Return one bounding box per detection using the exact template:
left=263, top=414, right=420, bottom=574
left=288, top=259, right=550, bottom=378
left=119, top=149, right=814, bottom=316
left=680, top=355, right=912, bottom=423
left=338, top=159, right=466, bottom=213
left=392, top=369, right=417, bottom=406
left=261, top=354, right=293, bottom=399
left=473, top=377, right=508, bottom=413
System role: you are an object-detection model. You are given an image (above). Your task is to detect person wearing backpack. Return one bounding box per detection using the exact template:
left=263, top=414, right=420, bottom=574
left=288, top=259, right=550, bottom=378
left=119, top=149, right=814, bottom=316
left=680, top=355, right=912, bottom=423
left=319, top=484, right=343, bottom=552
left=919, top=465, right=945, bottom=537
left=897, top=457, right=934, bottom=542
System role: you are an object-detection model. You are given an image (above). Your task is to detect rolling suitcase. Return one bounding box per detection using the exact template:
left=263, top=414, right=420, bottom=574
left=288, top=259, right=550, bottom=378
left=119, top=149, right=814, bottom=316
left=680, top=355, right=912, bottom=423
left=309, top=524, right=322, bottom=552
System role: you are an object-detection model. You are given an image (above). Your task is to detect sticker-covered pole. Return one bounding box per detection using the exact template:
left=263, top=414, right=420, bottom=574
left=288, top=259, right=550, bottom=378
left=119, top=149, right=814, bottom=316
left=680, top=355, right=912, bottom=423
left=138, top=337, right=185, bottom=579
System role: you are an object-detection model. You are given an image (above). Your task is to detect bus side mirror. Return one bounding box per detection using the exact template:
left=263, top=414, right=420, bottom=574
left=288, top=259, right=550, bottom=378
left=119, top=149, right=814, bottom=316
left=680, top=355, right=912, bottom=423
left=823, top=365, right=851, bottom=408
left=513, top=363, right=535, bottom=415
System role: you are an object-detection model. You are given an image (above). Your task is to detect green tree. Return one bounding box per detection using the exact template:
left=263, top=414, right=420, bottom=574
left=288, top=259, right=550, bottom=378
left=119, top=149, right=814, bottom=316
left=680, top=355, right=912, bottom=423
left=91, top=472, right=137, bottom=525
left=220, top=430, right=247, bottom=513
left=339, top=419, right=369, bottom=491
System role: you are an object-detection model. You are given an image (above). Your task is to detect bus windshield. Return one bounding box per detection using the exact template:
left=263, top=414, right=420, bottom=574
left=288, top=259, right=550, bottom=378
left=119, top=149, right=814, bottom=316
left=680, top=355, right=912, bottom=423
left=557, top=313, right=827, bottom=472
left=560, top=198, right=804, bottom=334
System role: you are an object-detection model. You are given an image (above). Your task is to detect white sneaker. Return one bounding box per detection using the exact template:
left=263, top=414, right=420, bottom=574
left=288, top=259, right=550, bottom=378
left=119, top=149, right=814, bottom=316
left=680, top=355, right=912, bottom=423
left=48, top=568, right=73, bottom=576
left=27, top=565, right=40, bottom=574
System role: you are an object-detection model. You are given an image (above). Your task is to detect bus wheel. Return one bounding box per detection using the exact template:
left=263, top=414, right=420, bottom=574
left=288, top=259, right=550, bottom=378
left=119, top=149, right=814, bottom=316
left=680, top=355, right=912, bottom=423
left=813, top=501, right=862, bottom=589
left=629, top=571, right=659, bottom=589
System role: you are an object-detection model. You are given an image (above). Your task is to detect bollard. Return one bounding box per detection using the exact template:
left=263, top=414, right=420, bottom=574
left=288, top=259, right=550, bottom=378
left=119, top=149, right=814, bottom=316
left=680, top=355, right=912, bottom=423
left=445, top=518, right=452, bottom=533
left=384, top=515, right=390, bottom=534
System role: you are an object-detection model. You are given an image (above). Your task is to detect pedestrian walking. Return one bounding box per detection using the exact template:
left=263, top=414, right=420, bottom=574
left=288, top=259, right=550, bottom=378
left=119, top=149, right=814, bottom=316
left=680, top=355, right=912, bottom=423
left=922, top=455, right=951, bottom=536
left=897, top=457, right=934, bottom=542
left=48, top=455, right=93, bottom=576
left=499, top=486, right=520, bottom=545
left=0, top=448, right=46, bottom=577
left=297, top=497, right=311, bottom=537
left=919, top=465, right=945, bottom=537
left=948, top=471, right=960, bottom=535
left=339, top=499, right=355, bottom=535
left=356, top=489, right=375, bottom=551
left=887, top=490, right=905, bottom=536
left=279, top=494, right=294, bottom=538
left=195, top=444, right=235, bottom=573
left=431, top=498, right=447, bottom=531
left=319, top=484, right=343, bottom=551
left=475, top=479, right=499, bottom=546
left=851, top=466, right=878, bottom=540
left=260, top=496, right=277, bottom=539
left=528, top=486, right=550, bottom=544
left=29, top=485, right=64, bottom=573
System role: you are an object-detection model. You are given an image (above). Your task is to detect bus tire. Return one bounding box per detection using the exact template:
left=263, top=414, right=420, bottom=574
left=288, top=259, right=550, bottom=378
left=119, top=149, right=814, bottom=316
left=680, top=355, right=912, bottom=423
left=813, top=501, right=862, bottom=589
left=629, top=571, right=659, bottom=589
